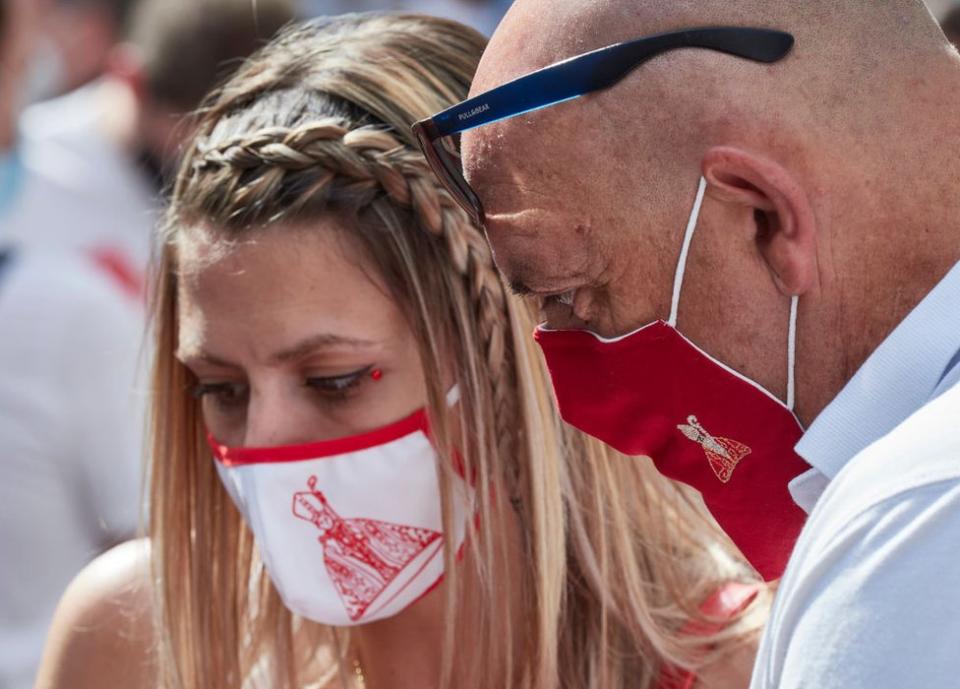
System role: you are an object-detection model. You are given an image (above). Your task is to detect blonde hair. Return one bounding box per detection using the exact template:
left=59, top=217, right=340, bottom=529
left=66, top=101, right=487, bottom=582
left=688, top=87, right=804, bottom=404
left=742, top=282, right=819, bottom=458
left=148, top=13, right=761, bottom=689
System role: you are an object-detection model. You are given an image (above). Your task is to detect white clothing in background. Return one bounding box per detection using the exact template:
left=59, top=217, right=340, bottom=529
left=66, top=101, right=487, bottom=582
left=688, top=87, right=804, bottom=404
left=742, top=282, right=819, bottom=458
left=0, top=251, right=146, bottom=689
left=0, top=83, right=158, bottom=274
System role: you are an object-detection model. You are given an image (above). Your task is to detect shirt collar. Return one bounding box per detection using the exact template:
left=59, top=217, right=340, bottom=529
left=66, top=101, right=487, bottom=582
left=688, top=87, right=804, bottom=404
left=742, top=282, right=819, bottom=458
left=795, top=260, right=960, bottom=482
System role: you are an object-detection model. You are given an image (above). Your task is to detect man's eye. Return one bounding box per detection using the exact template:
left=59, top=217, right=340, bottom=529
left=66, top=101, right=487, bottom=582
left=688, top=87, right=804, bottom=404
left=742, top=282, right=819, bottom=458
left=191, top=381, right=248, bottom=409
left=543, top=289, right=576, bottom=309
left=555, top=290, right=576, bottom=306
left=304, top=365, right=373, bottom=397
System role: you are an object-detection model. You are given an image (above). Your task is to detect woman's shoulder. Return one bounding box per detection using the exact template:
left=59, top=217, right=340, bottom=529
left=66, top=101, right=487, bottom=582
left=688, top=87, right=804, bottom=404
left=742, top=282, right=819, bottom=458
left=33, top=539, right=157, bottom=689
left=660, top=580, right=770, bottom=689
left=690, top=581, right=770, bottom=689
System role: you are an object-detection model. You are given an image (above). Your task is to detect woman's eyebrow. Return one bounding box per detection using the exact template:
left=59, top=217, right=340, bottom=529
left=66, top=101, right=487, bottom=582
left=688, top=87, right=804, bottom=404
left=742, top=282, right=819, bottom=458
left=175, top=349, right=239, bottom=368
left=271, top=333, right=379, bottom=364
left=176, top=333, right=379, bottom=368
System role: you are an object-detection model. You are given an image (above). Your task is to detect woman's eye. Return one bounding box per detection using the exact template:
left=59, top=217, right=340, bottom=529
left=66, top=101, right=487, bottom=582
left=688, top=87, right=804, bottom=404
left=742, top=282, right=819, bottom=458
left=304, top=366, right=373, bottom=398
left=191, top=381, right=248, bottom=409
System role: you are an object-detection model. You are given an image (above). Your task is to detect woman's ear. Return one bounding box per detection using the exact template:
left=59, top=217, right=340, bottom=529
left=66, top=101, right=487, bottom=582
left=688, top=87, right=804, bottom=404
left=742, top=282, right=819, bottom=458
left=701, top=146, right=819, bottom=295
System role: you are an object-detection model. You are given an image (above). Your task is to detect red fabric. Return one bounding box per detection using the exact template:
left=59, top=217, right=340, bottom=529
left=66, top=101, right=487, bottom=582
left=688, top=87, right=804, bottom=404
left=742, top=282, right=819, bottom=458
left=292, top=475, right=442, bottom=621
left=659, top=582, right=763, bottom=689
left=88, top=246, right=144, bottom=302
left=209, top=409, right=429, bottom=466
left=536, top=322, right=809, bottom=580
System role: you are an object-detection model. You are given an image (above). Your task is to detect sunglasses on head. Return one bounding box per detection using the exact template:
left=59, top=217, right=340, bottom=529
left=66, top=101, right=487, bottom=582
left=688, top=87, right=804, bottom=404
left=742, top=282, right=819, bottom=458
left=412, top=26, right=794, bottom=227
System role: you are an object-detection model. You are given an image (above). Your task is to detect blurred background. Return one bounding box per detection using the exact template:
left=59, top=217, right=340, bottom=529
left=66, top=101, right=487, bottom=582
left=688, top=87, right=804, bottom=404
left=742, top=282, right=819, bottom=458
left=0, top=1, right=957, bottom=688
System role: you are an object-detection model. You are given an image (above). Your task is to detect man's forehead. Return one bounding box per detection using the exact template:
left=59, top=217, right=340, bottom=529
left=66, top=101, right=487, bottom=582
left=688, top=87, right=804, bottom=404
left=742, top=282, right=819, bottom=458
left=462, top=99, right=584, bottom=187
left=482, top=201, right=597, bottom=291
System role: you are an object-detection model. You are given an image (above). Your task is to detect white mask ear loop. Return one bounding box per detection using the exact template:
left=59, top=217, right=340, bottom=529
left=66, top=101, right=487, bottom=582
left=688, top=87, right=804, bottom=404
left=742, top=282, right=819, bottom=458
left=668, top=176, right=708, bottom=327
left=786, top=295, right=799, bottom=411
left=668, top=177, right=800, bottom=412
left=445, top=384, right=461, bottom=407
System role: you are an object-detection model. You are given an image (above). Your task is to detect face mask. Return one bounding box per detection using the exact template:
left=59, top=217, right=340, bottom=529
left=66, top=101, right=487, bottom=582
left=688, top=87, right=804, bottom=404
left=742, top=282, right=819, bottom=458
left=209, top=390, right=471, bottom=626
left=535, top=178, right=810, bottom=580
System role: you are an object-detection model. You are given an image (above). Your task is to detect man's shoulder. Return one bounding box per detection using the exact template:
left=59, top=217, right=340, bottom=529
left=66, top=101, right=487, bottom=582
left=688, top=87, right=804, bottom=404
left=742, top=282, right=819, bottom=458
left=810, top=379, right=960, bottom=534
left=753, top=383, right=960, bottom=689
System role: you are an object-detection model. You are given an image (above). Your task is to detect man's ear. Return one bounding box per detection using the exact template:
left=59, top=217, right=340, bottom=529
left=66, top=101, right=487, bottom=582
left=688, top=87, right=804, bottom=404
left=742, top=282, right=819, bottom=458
left=701, top=146, right=819, bottom=296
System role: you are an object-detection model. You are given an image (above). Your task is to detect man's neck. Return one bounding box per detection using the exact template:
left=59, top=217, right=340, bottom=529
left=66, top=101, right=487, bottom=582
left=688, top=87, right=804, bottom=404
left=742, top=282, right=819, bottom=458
left=95, top=78, right=140, bottom=159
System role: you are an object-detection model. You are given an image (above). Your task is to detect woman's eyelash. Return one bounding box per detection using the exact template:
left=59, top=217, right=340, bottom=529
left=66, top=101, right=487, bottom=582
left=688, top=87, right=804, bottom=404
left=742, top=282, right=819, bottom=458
left=304, top=365, right=374, bottom=393
left=189, top=367, right=374, bottom=407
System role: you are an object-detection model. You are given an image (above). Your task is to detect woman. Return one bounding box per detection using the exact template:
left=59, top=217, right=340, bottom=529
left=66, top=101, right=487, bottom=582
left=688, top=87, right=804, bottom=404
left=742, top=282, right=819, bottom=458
left=35, top=14, right=765, bottom=689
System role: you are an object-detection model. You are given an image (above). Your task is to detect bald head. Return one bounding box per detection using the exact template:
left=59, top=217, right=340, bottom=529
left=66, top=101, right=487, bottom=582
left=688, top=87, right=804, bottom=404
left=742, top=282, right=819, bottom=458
left=473, top=0, right=947, bottom=88
left=462, top=0, right=960, bottom=422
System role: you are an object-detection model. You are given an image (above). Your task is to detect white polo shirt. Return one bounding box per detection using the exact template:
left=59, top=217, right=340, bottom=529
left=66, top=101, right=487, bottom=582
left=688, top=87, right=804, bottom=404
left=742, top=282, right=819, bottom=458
left=750, top=261, right=960, bottom=689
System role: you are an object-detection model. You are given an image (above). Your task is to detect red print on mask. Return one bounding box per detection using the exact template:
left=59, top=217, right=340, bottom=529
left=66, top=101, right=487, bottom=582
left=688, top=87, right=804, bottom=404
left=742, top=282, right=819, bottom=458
left=677, top=415, right=752, bottom=483
left=292, top=475, right=442, bottom=621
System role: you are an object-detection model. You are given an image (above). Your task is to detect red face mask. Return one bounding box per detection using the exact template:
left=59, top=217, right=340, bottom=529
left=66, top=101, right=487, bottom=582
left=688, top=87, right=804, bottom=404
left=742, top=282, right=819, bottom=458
left=535, top=178, right=810, bottom=580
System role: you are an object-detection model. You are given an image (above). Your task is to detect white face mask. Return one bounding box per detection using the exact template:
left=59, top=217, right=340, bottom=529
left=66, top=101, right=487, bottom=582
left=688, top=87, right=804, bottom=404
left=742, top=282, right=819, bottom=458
left=209, top=392, right=470, bottom=626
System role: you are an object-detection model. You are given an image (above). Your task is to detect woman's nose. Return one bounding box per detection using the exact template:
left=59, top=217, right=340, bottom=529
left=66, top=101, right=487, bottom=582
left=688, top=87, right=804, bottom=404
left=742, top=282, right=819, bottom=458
left=242, top=384, right=315, bottom=448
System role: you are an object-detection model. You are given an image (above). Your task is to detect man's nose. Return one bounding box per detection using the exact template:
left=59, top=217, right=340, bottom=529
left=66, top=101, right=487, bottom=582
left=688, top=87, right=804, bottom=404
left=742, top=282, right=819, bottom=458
left=543, top=307, right=590, bottom=332
left=541, top=295, right=592, bottom=332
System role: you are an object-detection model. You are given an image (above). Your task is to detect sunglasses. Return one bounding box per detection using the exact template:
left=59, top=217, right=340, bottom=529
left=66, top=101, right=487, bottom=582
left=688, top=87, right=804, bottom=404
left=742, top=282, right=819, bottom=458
left=413, top=26, right=794, bottom=227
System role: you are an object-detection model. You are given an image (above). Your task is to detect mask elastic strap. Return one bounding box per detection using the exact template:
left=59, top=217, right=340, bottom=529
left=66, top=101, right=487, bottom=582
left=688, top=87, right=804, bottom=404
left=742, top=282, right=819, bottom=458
left=786, top=295, right=798, bottom=412
left=669, top=177, right=800, bottom=412
left=446, top=384, right=461, bottom=407
left=667, top=176, right=708, bottom=327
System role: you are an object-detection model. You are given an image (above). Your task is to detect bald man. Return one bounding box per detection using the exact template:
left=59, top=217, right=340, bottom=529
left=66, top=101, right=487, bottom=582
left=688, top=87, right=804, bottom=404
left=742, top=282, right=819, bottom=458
left=414, top=1, right=960, bottom=687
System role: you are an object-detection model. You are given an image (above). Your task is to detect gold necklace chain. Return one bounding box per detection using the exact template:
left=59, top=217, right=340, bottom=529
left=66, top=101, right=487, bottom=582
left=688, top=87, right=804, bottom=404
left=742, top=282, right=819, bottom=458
left=351, top=655, right=366, bottom=688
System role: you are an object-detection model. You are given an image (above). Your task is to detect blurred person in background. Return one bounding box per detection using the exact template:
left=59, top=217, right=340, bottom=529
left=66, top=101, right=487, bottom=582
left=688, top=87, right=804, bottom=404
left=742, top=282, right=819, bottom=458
left=302, top=0, right=510, bottom=34
left=1, top=0, right=134, bottom=216
left=24, top=0, right=136, bottom=105
left=36, top=15, right=768, bottom=689
left=0, top=0, right=296, bottom=287
left=0, top=248, right=144, bottom=689
left=0, top=2, right=295, bottom=689
left=1, top=9, right=141, bottom=689
left=0, top=0, right=48, bottom=213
